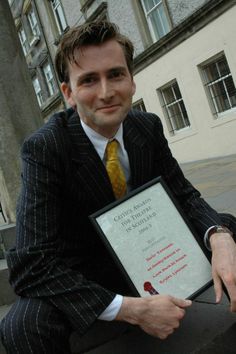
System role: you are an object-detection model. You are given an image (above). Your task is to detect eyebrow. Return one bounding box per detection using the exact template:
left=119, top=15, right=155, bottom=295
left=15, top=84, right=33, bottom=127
left=76, top=66, right=127, bottom=82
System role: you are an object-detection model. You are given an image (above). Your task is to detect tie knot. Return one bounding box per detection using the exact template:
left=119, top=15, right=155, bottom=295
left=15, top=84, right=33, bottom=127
left=106, top=139, right=119, bottom=161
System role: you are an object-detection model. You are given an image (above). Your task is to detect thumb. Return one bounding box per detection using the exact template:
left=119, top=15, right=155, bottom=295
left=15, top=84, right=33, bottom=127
left=172, top=297, right=192, bottom=308
left=213, top=273, right=223, bottom=303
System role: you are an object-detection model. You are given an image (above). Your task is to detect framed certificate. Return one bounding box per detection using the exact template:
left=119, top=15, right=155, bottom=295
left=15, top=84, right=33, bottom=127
left=89, top=177, right=212, bottom=299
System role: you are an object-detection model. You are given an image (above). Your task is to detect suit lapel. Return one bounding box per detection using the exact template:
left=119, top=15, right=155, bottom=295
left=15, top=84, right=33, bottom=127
left=66, top=110, right=154, bottom=206
left=123, top=114, right=154, bottom=190
left=66, top=111, right=115, bottom=207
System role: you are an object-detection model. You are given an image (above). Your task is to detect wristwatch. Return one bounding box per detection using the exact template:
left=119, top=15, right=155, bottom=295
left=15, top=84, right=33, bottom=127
left=205, top=225, right=233, bottom=250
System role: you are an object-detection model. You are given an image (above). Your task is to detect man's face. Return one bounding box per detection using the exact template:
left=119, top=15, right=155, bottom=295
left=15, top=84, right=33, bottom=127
left=61, top=40, right=136, bottom=138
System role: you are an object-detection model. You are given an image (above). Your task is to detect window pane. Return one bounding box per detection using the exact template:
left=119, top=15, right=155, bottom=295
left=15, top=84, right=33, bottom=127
left=203, top=55, right=236, bottom=115
left=173, top=82, right=181, bottom=100
left=161, top=81, right=190, bottom=133
left=142, top=0, right=156, bottom=12
left=132, top=99, right=146, bottom=111
left=210, top=81, right=229, bottom=113
left=225, top=76, right=236, bottom=96
left=43, top=62, right=56, bottom=96
left=57, top=6, right=67, bottom=30
left=28, top=8, right=40, bottom=36
left=18, top=27, right=28, bottom=55
left=179, top=101, right=190, bottom=125
left=51, top=0, right=67, bottom=33
left=149, top=7, right=165, bottom=38
left=217, top=58, right=230, bottom=77
left=168, top=105, right=181, bottom=130
left=32, top=77, right=43, bottom=106
left=159, top=4, right=170, bottom=35
left=141, top=0, right=170, bottom=41
left=204, top=63, right=219, bottom=82
left=167, top=103, right=188, bottom=130
left=162, top=86, right=174, bottom=104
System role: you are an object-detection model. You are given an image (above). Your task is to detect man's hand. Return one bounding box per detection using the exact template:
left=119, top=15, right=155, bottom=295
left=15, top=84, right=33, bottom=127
left=115, top=295, right=192, bottom=339
left=210, top=232, right=236, bottom=312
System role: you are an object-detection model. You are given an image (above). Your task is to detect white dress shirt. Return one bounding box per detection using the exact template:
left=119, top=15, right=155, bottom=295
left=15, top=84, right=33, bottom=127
left=80, top=119, right=126, bottom=321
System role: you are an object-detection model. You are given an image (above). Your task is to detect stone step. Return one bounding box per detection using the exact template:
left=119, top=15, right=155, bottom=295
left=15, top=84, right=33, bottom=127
left=0, top=225, right=16, bottom=353
left=0, top=260, right=16, bottom=307
left=0, top=224, right=15, bottom=254
left=0, top=304, right=11, bottom=354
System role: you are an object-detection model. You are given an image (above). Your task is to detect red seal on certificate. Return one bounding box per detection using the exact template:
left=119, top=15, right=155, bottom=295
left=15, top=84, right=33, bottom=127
left=143, top=281, right=158, bottom=295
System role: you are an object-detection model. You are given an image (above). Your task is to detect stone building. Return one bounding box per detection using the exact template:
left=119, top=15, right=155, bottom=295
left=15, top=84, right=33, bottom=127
left=9, top=0, right=66, bottom=121
left=9, top=0, right=236, bottom=161
left=132, top=0, right=236, bottom=162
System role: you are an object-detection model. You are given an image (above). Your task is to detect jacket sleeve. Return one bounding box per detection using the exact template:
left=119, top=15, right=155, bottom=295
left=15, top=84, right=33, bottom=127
left=6, top=132, right=115, bottom=335
left=151, top=114, right=223, bottom=237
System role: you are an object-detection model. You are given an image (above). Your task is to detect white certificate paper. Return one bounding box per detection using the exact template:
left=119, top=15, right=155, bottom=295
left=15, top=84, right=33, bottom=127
left=90, top=178, right=212, bottom=299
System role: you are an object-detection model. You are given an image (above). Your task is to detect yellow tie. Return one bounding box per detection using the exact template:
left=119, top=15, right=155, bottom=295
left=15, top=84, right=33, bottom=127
left=106, top=140, right=127, bottom=199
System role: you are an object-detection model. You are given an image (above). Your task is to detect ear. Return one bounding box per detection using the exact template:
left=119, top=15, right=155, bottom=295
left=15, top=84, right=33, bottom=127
left=61, top=82, right=76, bottom=107
left=131, top=79, right=136, bottom=96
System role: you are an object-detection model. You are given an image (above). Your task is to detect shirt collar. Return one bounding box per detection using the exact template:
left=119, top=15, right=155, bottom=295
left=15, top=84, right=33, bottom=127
left=80, top=119, right=125, bottom=161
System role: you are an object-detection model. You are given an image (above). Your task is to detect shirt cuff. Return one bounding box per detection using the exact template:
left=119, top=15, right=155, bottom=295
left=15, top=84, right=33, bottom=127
left=98, top=294, right=123, bottom=321
left=204, top=225, right=218, bottom=251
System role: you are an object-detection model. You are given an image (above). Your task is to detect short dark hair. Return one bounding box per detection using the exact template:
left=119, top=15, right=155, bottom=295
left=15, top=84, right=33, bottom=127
left=55, top=21, right=134, bottom=83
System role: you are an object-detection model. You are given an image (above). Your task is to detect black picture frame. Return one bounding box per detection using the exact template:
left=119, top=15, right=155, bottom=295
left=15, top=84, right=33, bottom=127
left=90, top=177, right=212, bottom=299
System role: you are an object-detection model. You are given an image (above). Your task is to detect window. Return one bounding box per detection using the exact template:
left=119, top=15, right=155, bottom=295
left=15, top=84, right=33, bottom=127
left=27, top=7, right=40, bottom=37
left=133, top=99, right=147, bottom=112
left=202, top=55, right=236, bottom=116
left=160, top=81, right=190, bottom=134
left=141, top=0, right=170, bottom=42
left=79, top=0, right=107, bottom=22
left=51, top=0, right=67, bottom=34
left=33, top=64, right=57, bottom=108
left=43, top=62, right=56, bottom=96
left=80, top=0, right=94, bottom=7
left=0, top=201, right=7, bottom=224
left=32, top=77, right=43, bottom=106
left=18, top=27, right=28, bottom=55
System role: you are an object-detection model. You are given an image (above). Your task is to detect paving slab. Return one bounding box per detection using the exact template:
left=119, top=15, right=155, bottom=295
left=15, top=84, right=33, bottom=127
left=0, top=260, right=16, bottom=306
left=0, top=305, right=11, bottom=354
left=181, top=154, right=236, bottom=215
left=69, top=286, right=236, bottom=354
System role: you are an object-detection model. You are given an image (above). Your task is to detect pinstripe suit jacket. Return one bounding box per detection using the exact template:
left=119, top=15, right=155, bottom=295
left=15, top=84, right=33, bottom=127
left=6, top=109, right=222, bottom=335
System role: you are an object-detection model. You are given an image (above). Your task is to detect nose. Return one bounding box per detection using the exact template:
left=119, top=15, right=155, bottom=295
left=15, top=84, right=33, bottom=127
left=98, top=79, right=114, bottom=101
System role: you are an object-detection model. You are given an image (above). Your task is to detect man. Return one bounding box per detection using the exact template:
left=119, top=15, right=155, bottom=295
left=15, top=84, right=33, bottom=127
left=1, top=21, right=236, bottom=353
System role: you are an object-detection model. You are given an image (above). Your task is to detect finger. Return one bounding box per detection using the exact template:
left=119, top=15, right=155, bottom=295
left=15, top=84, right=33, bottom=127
left=213, top=272, right=223, bottom=303
left=230, top=299, right=236, bottom=312
left=223, top=283, right=236, bottom=312
left=158, top=334, right=167, bottom=340
left=172, top=297, right=192, bottom=308
left=160, top=327, right=175, bottom=339
left=229, top=294, right=236, bottom=312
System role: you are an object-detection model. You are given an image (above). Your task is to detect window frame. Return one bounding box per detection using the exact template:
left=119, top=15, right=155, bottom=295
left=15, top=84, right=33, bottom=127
left=27, top=6, right=40, bottom=38
left=159, top=80, right=190, bottom=135
left=140, top=0, right=171, bottom=42
left=50, top=0, right=68, bottom=35
left=201, top=54, right=236, bottom=117
left=132, top=99, right=147, bottom=112
left=18, top=26, right=28, bottom=55
left=32, top=76, right=43, bottom=106
left=43, top=61, right=57, bottom=97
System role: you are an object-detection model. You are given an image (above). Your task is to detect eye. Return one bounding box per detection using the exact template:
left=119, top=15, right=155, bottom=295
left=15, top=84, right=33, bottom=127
left=80, top=76, right=97, bottom=86
left=109, top=70, right=124, bottom=79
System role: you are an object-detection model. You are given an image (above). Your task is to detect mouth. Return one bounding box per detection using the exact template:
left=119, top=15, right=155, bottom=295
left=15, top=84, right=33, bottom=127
left=96, top=104, right=120, bottom=113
